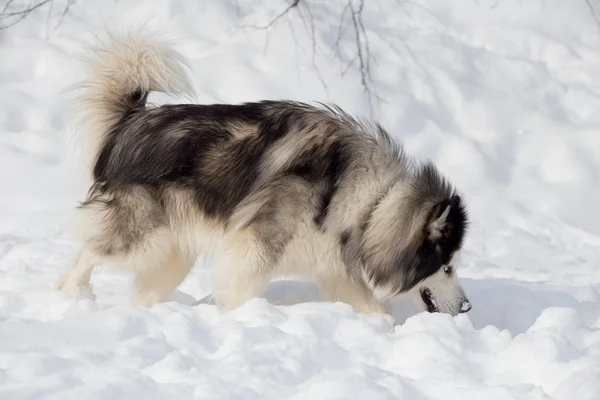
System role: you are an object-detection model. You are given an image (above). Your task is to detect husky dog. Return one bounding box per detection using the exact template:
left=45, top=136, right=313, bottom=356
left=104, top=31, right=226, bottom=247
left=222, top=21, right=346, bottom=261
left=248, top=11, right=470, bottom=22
left=57, top=30, right=471, bottom=316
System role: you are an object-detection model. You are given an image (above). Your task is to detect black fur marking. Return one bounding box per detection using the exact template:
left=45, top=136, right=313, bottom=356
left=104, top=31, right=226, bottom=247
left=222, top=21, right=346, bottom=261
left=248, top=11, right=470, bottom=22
left=248, top=176, right=321, bottom=268
left=193, top=136, right=266, bottom=218
left=283, top=148, right=349, bottom=227
left=359, top=190, right=389, bottom=232
left=340, top=230, right=351, bottom=247
left=92, top=100, right=366, bottom=222
left=401, top=237, right=442, bottom=292
left=313, top=184, right=334, bottom=227
left=257, top=103, right=304, bottom=143
left=94, top=104, right=243, bottom=184
left=400, top=194, right=468, bottom=291
left=426, top=194, right=468, bottom=265
left=123, top=89, right=149, bottom=110
left=93, top=102, right=308, bottom=220
left=311, top=142, right=349, bottom=227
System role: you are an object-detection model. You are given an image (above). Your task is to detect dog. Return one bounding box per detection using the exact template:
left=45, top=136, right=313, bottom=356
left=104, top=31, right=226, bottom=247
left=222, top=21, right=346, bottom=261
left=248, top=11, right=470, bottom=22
left=57, top=29, right=471, bottom=316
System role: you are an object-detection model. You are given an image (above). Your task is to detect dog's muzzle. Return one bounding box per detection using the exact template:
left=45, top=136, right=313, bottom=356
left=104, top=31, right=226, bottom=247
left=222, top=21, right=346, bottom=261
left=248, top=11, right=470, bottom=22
left=420, top=288, right=472, bottom=314
left=460, top=299, right=472, bottom=313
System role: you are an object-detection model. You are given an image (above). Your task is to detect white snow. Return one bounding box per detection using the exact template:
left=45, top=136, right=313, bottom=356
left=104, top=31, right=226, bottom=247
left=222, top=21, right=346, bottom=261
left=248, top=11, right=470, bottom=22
left=1, top=0, right=600, bottom=399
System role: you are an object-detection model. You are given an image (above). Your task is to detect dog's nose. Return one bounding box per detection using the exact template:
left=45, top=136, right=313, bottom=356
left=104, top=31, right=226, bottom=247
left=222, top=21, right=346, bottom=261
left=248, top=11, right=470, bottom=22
left=459, top=300, right=472, bottom=313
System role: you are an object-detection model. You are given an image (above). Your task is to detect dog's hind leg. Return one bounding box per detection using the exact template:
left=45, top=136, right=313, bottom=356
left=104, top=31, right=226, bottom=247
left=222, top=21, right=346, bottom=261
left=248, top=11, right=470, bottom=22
left=56, top=249, right=97, bottom=300
left=58, top=185, right=182, bottom=305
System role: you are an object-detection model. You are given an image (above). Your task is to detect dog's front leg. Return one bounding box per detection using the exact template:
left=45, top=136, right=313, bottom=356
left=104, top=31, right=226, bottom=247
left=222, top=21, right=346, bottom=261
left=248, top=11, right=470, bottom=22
left=212, top=230, right=274, bottom=311
left=316, top=273, right=390, bottom=315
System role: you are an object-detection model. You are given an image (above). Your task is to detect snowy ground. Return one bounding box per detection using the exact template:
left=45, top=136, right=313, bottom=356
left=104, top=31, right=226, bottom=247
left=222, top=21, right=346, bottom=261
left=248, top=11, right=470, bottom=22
left=1, top=0, right=600, bottom=399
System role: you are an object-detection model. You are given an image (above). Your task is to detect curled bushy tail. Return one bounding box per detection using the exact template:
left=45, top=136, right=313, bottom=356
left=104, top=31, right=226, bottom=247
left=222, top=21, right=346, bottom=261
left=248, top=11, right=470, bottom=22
left=71, top=29, right=196, bottom=177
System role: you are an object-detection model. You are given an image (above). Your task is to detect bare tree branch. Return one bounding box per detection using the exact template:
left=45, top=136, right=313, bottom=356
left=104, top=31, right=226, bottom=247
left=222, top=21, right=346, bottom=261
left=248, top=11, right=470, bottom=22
left=2, top=0, right=17, bottom=13
left=246, top=0, right=383, bottom=114
left=334, top=1, right=352, bottom=59
left=297, top=1, right=329, bottom=93
left=0, top=7, right=30, bottom=29
left=1, top=0, right=388, bottom=115
left=0, top=0, right=72, bottom=35
left=46, top=0, right=73, bottom=37
left=1, top=0, right=52, bottom=17
left=297, top=0, right=317, bottom=63
left=250, top=0, right=300, bottom=30
left=350, top=0, right=383, bottom=114
left=584, top=0, right=600, bottom=30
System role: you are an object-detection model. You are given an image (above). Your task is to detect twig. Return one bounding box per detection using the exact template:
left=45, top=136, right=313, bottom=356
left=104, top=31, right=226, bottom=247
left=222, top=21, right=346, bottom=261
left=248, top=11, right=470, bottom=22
left=46, top=0, right=73, bottom=37
left=0, top=0, right=71, bottom=34
left=350, top=0, right=381, bottom=114
left=1, top=0, right=52, bottom=17
left=584, top=0, right=600, bottom=30
left=251, top=0, right=300, bottom=30
left=334, top=1, right=351, bottom=59
left=2, top=0, right=17, bottom=13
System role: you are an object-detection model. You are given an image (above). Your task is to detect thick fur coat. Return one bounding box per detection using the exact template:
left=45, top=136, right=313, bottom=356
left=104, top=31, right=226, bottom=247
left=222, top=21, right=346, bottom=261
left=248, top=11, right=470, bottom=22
left=57, top=30, right=471, bottom=316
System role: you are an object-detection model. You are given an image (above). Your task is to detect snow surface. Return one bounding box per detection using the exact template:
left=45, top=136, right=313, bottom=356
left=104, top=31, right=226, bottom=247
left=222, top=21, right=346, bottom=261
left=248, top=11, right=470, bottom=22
left=2, top=0, right=600, bottom=398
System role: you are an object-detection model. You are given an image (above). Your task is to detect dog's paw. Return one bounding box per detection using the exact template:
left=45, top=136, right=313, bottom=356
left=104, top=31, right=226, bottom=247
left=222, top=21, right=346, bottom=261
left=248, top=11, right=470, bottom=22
left=272, top=299, right=295, bottom=306
left=132, top=291, right=163, bottom=307
left=58, top=283, right=96, bottom=301
left=357, top=312, right=396, bottom=331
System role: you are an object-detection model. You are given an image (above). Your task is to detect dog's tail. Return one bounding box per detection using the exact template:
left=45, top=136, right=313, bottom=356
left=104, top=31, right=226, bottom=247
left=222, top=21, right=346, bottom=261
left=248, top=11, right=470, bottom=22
left=71, top=29, right=196, bottom=177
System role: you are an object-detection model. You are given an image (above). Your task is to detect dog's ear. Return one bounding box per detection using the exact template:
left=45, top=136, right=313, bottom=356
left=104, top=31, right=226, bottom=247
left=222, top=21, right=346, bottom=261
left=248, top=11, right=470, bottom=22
left=426, top=195, right=465, bottom=241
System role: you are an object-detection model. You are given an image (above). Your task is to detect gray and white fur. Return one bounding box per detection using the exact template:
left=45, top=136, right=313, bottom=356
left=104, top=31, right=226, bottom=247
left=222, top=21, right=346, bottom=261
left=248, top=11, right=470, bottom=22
left=57, top=29, right=471, bottom=316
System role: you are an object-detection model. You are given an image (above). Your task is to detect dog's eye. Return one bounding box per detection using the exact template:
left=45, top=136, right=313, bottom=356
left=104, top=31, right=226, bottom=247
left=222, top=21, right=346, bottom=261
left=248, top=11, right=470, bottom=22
left=443, top=265, right=453, bottom=275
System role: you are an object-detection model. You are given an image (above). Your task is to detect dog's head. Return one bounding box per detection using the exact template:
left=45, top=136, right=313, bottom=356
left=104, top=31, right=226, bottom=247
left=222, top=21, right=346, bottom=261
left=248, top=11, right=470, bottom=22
left=408, top=195, right=471, bottom=315
left=342, top=167, right=470, bottom=315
